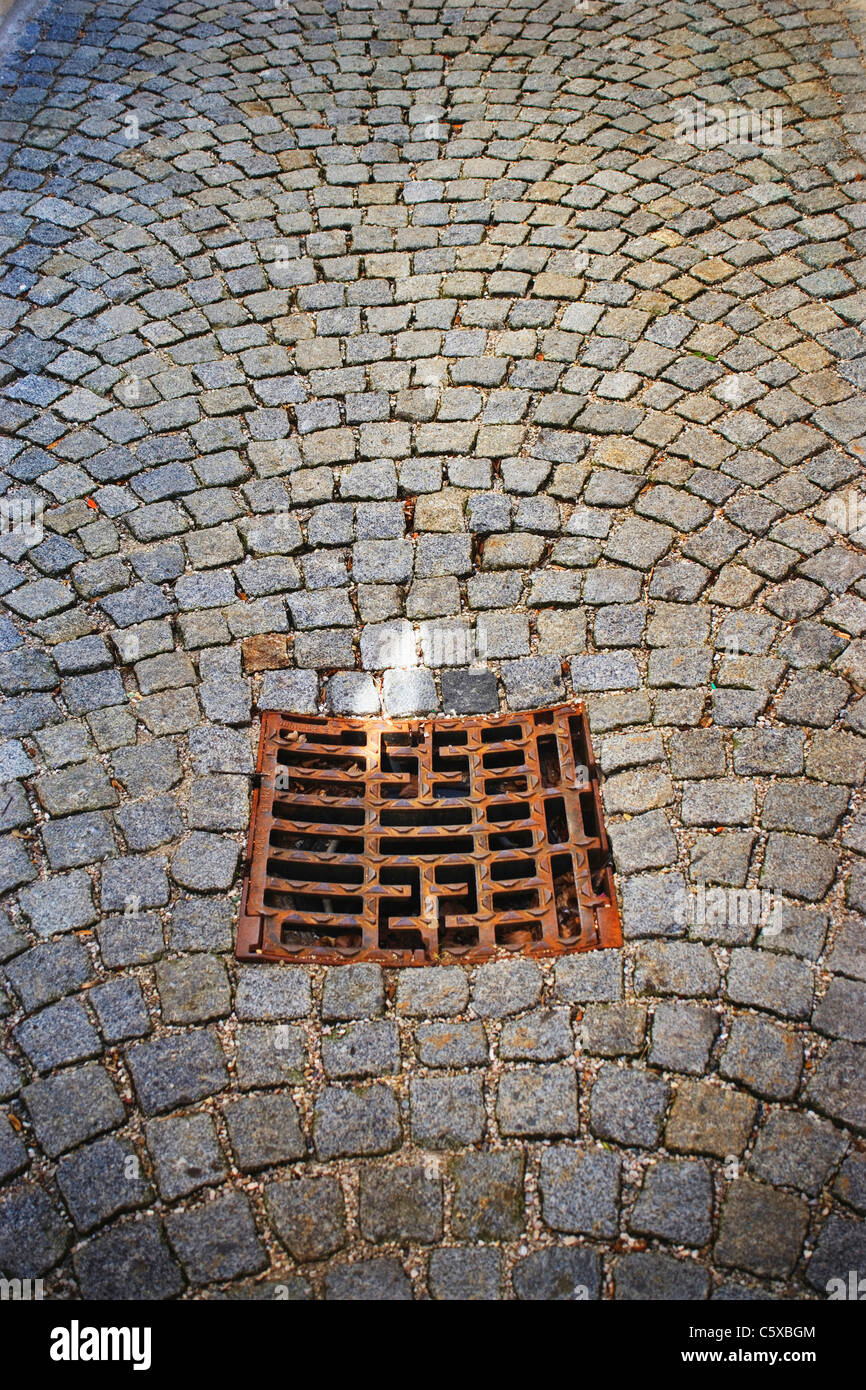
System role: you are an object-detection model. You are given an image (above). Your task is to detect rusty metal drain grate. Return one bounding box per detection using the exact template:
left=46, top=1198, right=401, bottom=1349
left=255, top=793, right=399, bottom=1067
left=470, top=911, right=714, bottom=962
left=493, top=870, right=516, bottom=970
left=237, top=703, right=621, bottom=966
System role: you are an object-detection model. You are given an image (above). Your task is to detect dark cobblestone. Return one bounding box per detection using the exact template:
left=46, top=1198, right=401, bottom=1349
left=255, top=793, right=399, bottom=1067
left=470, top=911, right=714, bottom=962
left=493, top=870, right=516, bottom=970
left=126, top=1031, right=228, bottom=1116
left=613, top=1252, right=709, bottom=1302
left=666, top=1081, right=757, bottom=1160
left=650, top=1004, right=719, bottom=1076
left=416, top=1021, right=488, bottom=1068
left=322, top=964, right=383, bottom=1021
left=513, top=1248, right=602, bottom=1301
left=590, top=1066, right=669, bottom=1148
left=720, top=1016, right=804, bottom=1102
left=266, top=1177, right=347, bottom=1263
left=325, top=1259, right=412, bottom=1302
left=629, top=1159, right=713, bottom=1247
left=359, top=1164, right=443, bottom=1245
left=716, top=1180, right=809, bottom=1279
left=470, top=960, right=542, bottom=1019
left=322, top=1021, right=400, bottom=1079
left=806, top=1215, right=866, bottom=1294
left=224, top=1094, right=306, bottom=1173
left=579, top=1004, right=646, bottom=1058
left=539, top=1144, right=620, bottom=1237
left=146, top=1114, right=226, bottom=1202
left=410, top=1075, right=485, bottom=1149
left=165, top=1192, right=267, bottom=1287
left=315, top=1084, right=402, bottom=1160
left=450, top=1151, right=524, bottom=1242
left=497, top=1065, right=579, bottom=1139
left=428, top=1248, right=502, bottom=1301
left=22, top=1064, right=124, bottom=1158
left=74, top=1217, right=182, bottom=1301
left=749, top=1110, right=847, bottom=1196
left=396, top=968, right=469, bottom=1018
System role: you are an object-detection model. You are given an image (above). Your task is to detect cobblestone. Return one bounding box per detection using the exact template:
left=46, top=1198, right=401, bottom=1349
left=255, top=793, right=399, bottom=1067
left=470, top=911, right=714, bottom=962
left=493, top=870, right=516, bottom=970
left=359, top=1165, right=443, bottom=1245
left=224, top=1094, right=306, bottom=1173
left=719, top=1016, right=804, bottom=1101
left=613, top=1252, right=709, bottom=1302
left=146, top=1114, right=226, bottom=1202
left=591, top=1066, right=669, bottom=1149
left=539, top=1145, right=619, bottom=1238
left=716, top=1181, right=809, bottom=1279
left=57, top=1136, right=152, bottom=1234
left=165, top=1192, right=267, bottom=1288
left=315, top=1084, right=401, bottom=1160
left=265, top=1177, right=346, bottom=1264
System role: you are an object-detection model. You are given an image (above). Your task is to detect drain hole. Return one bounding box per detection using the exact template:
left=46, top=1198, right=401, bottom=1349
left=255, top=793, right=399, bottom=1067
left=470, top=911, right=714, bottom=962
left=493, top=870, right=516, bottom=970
left=569, top=716, right=590, bottom=765
left=281, top=925, right=363, bottom=950
left=381, top=734, right=420, bottom=769
left=273, top=802, right=365, bottom=827
left=434, top=756, right=469, bottom=777
left=537, top=734, right=562, bottom=788
left=578, top=788, right=600, bottom=838
left=380, top=749, right=419, bottom=776
left=380, top=781, right=419, bottom=800
left=486, top=801, right=530, bottom=824
left=380, top=927, right=426, bottom=951
left=434, top=864, right=478, bottom=915
left=481, top=724, right=521, bottom=742
left=378, top=866, right=421, bottom=926
left=271, top=829, right=363, bottom=854
left=381, top=806, right=472, bottom=827
left=433, top=731, right=468, bottom=772
left=490, top=860, right=535, bottom=882
left=495, top=919, right=543, bottom=947
left=278, top=749, right=365, bottom=771
left=282, top=776, right=363, bottom=799
left=489, top=829, right=533, bottom=851
left=482, top=749, right=523, bottom=769
left=265, top=888, right=364, bottom=914
left=267, top=859, right=363, bottom=886
left=381, top=865, right=420, bottom=894
left=379, top=835, right=474, bottom=855
left=485, top=775, right=527, bottom=795
left=589, top=845, right=614, bottom=896
left=492, top=889, right=539, bottom=911
left=544, top=797, right=569, bottom=844
left=552, top=852, right=581, bottom=939
left=440, top=923, right=480, bottom=952
left=301, top=729, right=366, bottom=746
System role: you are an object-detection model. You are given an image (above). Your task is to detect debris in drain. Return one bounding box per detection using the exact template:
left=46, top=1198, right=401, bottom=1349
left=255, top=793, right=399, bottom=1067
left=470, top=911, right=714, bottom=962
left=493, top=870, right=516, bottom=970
left=237, top=704, right=622, bottom=965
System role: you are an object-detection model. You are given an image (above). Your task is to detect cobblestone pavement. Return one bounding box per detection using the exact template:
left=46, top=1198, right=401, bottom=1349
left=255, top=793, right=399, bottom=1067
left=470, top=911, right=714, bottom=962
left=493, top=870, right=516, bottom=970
left=0, top=0, right=865, bottom=1302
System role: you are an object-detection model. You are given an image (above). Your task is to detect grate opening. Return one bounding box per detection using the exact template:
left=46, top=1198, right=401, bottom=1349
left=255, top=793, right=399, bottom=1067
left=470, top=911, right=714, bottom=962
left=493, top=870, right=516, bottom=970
left=237, top=703, right=622, bottom=965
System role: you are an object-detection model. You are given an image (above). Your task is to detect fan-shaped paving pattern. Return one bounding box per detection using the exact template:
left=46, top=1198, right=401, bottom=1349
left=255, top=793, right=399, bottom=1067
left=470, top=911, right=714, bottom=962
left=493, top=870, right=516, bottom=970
left=0, top=0, right=865, bottom=1300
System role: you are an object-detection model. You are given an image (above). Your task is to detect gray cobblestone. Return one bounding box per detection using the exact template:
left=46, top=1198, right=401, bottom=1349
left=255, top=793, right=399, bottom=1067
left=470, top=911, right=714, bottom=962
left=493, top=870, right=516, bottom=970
left=716, top=1180, right=809, bottom=1279
left=315, top=1084, right=402, bottom=1161
left=590, top=1066, right=670, bottom=1148
left=266, top=1177, right=346, bottom=1263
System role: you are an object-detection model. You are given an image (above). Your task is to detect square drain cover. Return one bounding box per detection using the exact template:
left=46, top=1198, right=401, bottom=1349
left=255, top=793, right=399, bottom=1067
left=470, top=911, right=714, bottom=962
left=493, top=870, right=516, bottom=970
left=237, top=703, right=621, bottom=965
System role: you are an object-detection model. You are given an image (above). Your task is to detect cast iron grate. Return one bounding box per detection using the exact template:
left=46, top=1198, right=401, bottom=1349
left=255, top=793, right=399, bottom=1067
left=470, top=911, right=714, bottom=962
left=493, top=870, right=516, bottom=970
left=237, top=703, right=621, bottom=966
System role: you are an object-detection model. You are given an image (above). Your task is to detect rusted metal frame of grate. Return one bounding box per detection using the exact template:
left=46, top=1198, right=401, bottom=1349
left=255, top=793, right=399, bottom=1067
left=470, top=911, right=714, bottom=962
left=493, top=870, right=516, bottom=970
left=237, top=703, right=622, bottom=966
